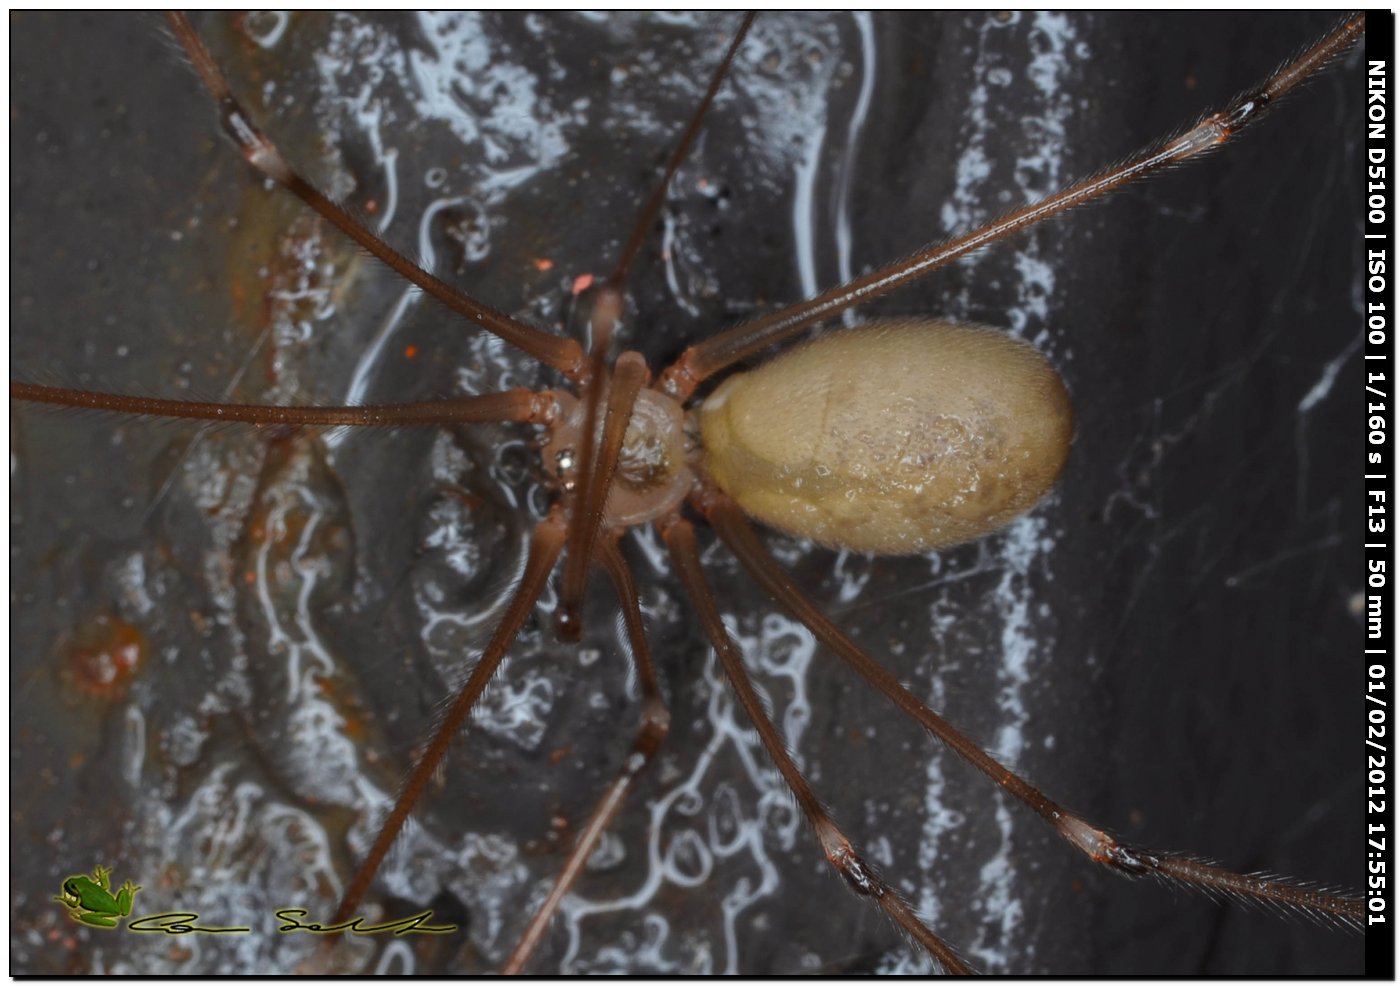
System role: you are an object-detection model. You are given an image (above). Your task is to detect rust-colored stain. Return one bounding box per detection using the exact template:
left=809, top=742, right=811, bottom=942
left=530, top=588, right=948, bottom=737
left=59, top=613, right=147, bottom=701
left=446, top=487, right=486, bottom=511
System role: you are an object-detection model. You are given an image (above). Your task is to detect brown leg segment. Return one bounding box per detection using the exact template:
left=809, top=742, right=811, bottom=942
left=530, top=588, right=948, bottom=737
left=662, top=515, right=973, bottom=975
left=698, top=486, right=1363, bottom=928
left=558, top=303, right=647, bottom=639
left=165, top=11, right=585, bottom=379
left=606, top=12, right=755, bottom=290
left=503, top=536, right=671, bottom=974
left=658, top=13, right=1365, bottom=399
left=330, top=508, right=568, bottom=929
left=11, top=381, right=556, bottom=429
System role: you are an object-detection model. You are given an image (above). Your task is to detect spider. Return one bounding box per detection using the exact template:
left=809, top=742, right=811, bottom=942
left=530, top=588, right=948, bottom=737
left=10, top=11, right=1365, bottom=974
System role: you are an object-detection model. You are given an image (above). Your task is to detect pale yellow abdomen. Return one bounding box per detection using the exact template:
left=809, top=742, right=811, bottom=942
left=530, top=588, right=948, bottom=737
left=697, top=320, right=1074, bottom=554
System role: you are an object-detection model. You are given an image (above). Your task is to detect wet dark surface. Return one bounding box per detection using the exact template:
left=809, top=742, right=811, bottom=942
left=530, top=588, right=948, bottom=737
left=11, top=12, right=1363, bottom=974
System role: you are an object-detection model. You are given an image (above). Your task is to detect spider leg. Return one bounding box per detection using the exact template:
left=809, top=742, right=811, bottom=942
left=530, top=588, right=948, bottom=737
left=698, top=485, right=1363, bottom=929
left=329, top=507, right=568, bottom=929
left=10, top=382, right=555, bottom=428
left=659, top=13, right=1366, bottom=398
left=165, top=11, right=585, bottom=379
left=558, top=10, right=753, bottom=636
left=504, top=535, right=671, bottom=974
left=557, top=305, right=642, bottom=640
left=663, top=514, right=974, bottom=975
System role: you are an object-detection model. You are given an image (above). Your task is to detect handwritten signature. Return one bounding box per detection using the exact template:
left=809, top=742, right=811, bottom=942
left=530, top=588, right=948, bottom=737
left=123, top=909, right=456, bottom=936
left=126, top=913, right=249, bottom=935
left=275, top=909, right=456, bottom=936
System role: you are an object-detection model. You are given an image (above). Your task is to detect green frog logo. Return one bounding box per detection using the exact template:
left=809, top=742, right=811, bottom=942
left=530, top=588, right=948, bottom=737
left=53, top=865, right=141, bottom=928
